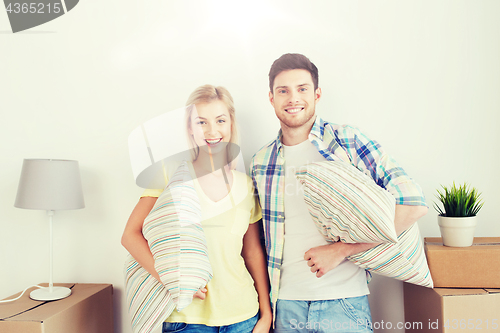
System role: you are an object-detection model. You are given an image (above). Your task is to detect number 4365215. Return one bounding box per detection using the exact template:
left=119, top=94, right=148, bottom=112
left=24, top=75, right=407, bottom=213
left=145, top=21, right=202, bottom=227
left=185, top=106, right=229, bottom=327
left=6, top=3, right=62, bottom=14
left=444, top=319, right=498, bottom=330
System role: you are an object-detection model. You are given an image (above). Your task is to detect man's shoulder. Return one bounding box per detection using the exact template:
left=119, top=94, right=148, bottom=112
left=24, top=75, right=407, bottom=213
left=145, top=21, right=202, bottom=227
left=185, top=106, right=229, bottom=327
left=318, top=118, right=361, bottom=140
left=320, top=118, right=355, bottom=131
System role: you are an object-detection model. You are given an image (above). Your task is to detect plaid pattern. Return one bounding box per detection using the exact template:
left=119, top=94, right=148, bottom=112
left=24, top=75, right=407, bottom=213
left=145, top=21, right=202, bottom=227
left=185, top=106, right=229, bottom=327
left=249, top=117, right=427, bottom=311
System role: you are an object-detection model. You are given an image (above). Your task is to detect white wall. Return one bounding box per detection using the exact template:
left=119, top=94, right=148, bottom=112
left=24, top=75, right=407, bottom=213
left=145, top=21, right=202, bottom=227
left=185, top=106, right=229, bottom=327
left=1, top=1, right=499, bottom=332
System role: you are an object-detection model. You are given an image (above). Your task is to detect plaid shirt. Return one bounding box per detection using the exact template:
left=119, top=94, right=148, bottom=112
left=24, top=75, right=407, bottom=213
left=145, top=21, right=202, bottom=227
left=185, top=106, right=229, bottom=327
left=249, top=117, right=427, bottom=313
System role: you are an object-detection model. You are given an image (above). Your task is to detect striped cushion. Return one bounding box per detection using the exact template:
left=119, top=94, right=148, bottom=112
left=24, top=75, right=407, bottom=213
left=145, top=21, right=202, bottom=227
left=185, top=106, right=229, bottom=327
left=295, top=161, right=398, bottom=244
left=125, top=162, right=213, bottom=333
left=124, top=255, right=175, bottom=333
left=348, top=223, right=433, bottom=287
left=296, top=160, right=433, bottom=288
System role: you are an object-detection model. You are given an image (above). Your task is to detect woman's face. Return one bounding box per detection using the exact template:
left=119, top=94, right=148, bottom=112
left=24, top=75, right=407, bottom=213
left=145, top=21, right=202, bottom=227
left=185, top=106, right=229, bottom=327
left=189, top=100, right=232, bottom=156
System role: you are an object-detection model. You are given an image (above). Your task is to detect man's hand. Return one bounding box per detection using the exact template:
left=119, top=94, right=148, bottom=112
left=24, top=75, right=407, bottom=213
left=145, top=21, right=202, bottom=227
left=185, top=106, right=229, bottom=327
left=304, top=242, right=347, bottom=278
left=305, top=241, right=384, bottom=278
left=303, top=206, right=428, bottom=278
left=193, top=287, right=207, bottom=300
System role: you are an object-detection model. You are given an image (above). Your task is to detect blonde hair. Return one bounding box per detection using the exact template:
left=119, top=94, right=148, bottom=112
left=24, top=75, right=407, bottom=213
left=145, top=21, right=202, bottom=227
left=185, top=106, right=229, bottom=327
left=185, top=85, right=239, bottom=164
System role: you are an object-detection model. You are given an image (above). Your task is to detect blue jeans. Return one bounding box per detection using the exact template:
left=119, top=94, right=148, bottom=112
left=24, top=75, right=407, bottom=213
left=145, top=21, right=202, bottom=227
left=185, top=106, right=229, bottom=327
left=275, top=296, right=373, bottom=333
left=162, top=313, right=259, bottom=333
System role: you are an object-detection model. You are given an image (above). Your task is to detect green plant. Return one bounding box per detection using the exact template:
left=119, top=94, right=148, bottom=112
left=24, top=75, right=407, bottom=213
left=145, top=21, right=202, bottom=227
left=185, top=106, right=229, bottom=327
left=434, top=182, right=483, bottom=217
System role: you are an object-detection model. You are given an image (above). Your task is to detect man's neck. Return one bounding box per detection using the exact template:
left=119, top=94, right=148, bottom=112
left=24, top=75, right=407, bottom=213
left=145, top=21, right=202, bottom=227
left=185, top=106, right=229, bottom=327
left=280, top=118, right=315, bottom=146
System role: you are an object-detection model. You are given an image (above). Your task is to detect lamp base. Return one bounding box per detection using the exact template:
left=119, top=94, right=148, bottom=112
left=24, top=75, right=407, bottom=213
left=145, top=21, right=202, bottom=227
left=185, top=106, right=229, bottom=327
left=30, top=286, right=72, bottom=301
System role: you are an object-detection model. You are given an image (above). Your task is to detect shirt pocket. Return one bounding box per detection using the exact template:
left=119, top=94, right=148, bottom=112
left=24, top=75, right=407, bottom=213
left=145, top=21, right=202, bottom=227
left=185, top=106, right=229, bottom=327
left=230, top=209, right=251, bottom=236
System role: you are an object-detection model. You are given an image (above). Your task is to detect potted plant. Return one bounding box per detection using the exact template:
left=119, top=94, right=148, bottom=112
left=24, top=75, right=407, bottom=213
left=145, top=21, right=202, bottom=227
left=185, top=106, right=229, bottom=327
left=434, top=182, right=484, bottom=247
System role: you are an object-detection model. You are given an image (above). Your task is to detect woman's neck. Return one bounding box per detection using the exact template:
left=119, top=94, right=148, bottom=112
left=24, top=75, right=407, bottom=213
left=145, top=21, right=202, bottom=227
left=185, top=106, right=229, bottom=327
left=192, top=150, right=230, bottom=178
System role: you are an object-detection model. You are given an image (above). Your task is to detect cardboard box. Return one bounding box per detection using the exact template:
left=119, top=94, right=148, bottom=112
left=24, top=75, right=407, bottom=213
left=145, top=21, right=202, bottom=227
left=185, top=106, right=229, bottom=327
left=0, top=283, right=113, bottom=333
left=404, top=283, right=500, bottom=333
left=425, top=237, right=500, bottom=288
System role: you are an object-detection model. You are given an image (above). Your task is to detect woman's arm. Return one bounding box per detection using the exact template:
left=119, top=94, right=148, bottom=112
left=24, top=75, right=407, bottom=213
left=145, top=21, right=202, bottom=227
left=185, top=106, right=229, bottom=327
left=242, top=222, right=272, bottom=333
left=122, top=196, right=208, bottom=299
left=121, top=196, right=161, bottom=282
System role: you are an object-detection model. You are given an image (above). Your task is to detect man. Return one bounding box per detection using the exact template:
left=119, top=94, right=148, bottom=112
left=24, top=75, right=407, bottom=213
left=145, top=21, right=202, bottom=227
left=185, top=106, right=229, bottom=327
left=249, top=53, right=428, bottom=332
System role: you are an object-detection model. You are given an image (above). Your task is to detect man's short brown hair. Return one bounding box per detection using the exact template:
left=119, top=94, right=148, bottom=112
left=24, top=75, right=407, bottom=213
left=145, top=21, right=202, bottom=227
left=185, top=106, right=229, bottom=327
left=268, top=53, right=319, bottom=93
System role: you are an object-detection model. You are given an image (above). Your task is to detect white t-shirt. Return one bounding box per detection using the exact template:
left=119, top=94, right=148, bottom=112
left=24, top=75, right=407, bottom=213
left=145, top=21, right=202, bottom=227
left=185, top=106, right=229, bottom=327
left=278, top=139, right=370, bottom=300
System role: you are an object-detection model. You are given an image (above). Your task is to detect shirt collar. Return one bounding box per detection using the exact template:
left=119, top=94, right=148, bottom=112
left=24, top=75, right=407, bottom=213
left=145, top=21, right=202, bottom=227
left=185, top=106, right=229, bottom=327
left=309, top=116, right=325, bottom=141
left=275, top=116, right=326, bottom=154
left=275, top=129, right=284, bottom=154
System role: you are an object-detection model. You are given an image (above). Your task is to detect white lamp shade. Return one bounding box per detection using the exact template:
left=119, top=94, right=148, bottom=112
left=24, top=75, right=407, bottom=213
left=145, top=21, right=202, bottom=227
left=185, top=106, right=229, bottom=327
left=15, top=159, right=85, bottom=211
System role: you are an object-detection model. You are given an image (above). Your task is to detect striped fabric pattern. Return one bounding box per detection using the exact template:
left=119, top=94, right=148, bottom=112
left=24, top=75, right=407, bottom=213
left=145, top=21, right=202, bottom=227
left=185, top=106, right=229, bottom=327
left=124, top=255, right=175, bottom=333
left=296, top=160, right=433, bottom=288
left=348, top=223, right=433, bottom=288
left=125, top=161, right=213, bottom=333
left=296, top=160, right=397, bottom=244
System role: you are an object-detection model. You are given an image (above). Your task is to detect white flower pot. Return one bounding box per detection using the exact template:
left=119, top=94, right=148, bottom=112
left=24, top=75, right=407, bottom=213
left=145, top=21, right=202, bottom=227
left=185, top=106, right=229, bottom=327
left=438, top=216, right=477, bottom=247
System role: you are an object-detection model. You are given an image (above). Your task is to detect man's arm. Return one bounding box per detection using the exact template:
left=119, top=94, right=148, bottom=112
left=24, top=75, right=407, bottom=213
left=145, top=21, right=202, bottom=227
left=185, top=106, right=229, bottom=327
left=304, top=204, right=428, bottom=278
left=393, top=204, right=429, bottom=236
left=305, top=124, right=428, bottom=277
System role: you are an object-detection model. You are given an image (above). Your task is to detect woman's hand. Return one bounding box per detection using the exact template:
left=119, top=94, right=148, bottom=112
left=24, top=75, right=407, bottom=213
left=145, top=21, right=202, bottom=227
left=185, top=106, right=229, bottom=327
left=193, top=287, right=207, bottom=300
left=252, top=312, right=272, bottom=333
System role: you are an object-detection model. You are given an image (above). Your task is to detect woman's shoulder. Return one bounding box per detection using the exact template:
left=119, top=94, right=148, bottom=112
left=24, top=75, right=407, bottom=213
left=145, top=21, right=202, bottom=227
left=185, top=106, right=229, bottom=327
left=232, top=170, right=258, bottom=201
left=141, top=159, right=193, bottom=198
left=232, top=170, right=253, bottom=185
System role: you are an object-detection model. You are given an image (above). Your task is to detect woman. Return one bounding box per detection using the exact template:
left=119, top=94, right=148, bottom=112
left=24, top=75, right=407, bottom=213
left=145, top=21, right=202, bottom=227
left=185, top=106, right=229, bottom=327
left=122, top=85, right=272, bottom=333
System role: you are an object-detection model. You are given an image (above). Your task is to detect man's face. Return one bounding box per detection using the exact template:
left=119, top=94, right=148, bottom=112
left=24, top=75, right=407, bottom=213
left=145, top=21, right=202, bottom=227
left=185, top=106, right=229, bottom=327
left=269, top=69, right=321, bottom=131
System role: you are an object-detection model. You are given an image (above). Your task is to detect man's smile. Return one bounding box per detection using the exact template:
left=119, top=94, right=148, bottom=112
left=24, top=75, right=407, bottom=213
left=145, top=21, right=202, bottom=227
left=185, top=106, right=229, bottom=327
left=285, top=107, right=305, bottom=114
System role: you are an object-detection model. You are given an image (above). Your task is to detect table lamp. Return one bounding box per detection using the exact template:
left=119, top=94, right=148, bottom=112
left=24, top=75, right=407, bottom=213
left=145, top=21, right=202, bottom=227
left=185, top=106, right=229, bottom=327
left=14, top=159, right=85, bottom=301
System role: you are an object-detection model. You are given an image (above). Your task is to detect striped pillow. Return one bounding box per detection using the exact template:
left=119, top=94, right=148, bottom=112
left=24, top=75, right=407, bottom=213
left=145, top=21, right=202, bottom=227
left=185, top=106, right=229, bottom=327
left=125, top=161, right=213, bottom=333
left=295, top=160, right=398, bottom=244
left=124, top=255, right=175, bottom=333
left=347, top=223, right=433, bottom=287
left=296, top=160, right=433, bottom=288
